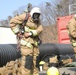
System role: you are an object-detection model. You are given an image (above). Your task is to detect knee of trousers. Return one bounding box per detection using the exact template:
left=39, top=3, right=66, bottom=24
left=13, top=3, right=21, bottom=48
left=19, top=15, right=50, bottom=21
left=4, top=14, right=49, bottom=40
left=25, top=55, right=33, bottom=70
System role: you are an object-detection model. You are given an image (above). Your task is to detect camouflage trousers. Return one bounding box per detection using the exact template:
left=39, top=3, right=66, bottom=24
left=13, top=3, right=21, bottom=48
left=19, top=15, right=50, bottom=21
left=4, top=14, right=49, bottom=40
left=20, top=46, right=39, bottom=75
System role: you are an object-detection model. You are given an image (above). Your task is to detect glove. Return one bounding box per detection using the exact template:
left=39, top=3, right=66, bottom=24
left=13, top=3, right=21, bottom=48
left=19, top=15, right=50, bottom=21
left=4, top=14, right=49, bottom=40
left=24, top=32, right=32, bottom=38
left=17, top=32, right=23, bottom=39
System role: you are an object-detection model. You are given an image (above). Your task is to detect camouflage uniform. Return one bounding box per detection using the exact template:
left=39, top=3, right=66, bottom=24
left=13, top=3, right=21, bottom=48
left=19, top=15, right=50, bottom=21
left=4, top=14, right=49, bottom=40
left=5, top=61, right=17, bottom=75
left=66, top=17, right=76, bottom=58
left=0, top=61, right=17, bottom=75
left=10, top=12, right=43, bottom=75
left=0, top=66, right=6, bottom=75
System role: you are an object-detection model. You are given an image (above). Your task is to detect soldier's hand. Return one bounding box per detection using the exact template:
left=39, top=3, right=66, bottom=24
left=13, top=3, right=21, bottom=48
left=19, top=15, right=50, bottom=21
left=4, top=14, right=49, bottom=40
left=17, top=32, right=23, bottom=38
left=24, top=32, right=32, bottom=37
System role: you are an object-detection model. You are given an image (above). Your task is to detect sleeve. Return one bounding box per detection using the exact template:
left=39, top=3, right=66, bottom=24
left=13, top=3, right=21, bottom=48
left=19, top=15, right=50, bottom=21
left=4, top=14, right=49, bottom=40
left=10, top=13, right=26, bottom=34
left=36, top=25, right=43, bottom=35
left=68, top=20, right=76, bottom=38
left=29, top=25, right=43, bottom=36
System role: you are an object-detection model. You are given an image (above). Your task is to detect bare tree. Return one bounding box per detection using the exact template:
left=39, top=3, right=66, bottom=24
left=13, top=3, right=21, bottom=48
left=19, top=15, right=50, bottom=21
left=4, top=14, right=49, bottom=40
left=12, top=10, right=19, bottom=17
left=40, top=0, right=69, bottom=26
left=39, top=0, right=70, bottom=43
left=27, top=3, right=32, bottom=12
left=8, top=16, right=12, bottom=21
left=0, top=20, right=9, bottom=27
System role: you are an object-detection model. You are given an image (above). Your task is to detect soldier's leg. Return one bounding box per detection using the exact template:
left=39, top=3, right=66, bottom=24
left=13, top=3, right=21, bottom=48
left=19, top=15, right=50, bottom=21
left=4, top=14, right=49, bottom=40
left=20, top=46, right=33, bottom=75
left=6, top=70, right=12, bottom=75
left=13, top=69, right=17, bottom=75
left=17, top=65, right=22, bottom=75
left=21, top=55, right=33, bottom=75
left=33, top=47, right=40, bottom=75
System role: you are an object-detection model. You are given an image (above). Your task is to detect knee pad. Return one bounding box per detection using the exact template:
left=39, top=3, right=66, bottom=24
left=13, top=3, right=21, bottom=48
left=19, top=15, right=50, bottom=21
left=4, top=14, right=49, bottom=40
left=25, top=55, right=33, bottom=70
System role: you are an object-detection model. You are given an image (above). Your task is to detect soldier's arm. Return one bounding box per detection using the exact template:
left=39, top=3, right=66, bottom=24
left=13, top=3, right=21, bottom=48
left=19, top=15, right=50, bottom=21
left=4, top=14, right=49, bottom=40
left=36, top=25, right=43, bottom=35
left=10, top=13, right=26, bottom=34
left=68, top=20, right=76, bottom=38
left=29, top=25, right=43, bottom=36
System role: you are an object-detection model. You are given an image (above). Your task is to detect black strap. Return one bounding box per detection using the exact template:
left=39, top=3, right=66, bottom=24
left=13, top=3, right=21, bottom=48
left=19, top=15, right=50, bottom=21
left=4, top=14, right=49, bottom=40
left=16, top=13, right=29, bottom=50
left=22, top=13, right=29, bottom=26
left=20, top=13, right=29, bottom=33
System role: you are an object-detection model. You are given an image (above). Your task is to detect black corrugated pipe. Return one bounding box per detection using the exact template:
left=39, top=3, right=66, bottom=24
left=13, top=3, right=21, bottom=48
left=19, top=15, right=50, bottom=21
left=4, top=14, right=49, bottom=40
left=39, top=43, right=75, bottom=60
left=0, top=43, right=75, bottom=67
left=0, top=44, right=21, bottom=67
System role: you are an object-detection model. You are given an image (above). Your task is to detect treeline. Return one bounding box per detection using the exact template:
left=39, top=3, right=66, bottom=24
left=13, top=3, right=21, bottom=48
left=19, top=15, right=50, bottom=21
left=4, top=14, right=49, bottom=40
left=0, top=0, right=71, bottom=26
left=0, top=0, right=75, bottom=43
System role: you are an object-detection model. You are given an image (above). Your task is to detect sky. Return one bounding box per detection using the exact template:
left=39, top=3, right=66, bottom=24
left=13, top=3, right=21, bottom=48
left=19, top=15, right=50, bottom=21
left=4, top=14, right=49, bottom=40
left=0, top=0, right=48, bottom=20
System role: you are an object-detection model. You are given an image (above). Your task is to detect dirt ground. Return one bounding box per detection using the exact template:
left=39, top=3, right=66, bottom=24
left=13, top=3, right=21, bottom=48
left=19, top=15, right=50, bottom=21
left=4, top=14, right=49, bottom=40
left=59, top=67, right=76, bottom=75
left=39, top=67, right=76, bottom=75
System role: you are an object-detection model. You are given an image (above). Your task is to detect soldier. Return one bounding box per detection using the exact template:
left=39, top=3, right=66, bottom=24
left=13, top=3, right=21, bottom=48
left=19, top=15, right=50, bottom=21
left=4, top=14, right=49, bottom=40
left=5, top=61, right=17, bottom=75
left=66, top=14, right=76, bottom=59
left=10, top=7, right=43, bottom=75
